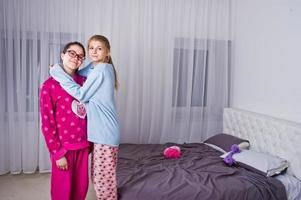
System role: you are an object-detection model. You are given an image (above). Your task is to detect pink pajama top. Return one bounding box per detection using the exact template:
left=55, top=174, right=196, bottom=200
left=40, top=74, right=91, bottom=161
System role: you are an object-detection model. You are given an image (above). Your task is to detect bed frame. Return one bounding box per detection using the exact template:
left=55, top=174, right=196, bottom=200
left=223, top=108, right=301, bottom=180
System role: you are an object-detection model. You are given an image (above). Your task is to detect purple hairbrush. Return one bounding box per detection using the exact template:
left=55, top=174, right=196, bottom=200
left=223, top=144, right=241, bottom=166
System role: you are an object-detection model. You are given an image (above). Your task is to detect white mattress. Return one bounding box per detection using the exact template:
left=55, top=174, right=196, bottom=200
left=275, top=174, right=301, bottom=200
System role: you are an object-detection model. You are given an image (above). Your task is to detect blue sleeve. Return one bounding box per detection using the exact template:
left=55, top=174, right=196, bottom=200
left=77, top=65, right=91, bottom=77
left=49, top=63, right=104, bottom=103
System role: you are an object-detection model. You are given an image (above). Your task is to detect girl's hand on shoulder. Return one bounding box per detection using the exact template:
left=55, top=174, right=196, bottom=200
left=56, top=156, right=68, bottom=170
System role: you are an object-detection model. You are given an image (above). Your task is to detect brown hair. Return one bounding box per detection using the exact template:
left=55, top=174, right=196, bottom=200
left=62, top=41, right=85, bottom=57
left=88, top=35, right=119, bottom=90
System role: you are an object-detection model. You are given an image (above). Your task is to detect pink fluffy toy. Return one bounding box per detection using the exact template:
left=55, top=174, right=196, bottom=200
left=163, top=146, right=181, bottom=159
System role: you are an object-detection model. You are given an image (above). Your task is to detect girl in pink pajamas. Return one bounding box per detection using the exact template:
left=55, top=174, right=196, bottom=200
left=40, top=41, right=91, bottom=200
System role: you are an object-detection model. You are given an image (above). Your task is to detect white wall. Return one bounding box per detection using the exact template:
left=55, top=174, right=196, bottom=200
left=231, top=0, right=301, bottom=123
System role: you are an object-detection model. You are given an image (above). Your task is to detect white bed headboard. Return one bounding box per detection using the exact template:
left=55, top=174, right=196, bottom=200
left=223, top=108, right=301, bottom=180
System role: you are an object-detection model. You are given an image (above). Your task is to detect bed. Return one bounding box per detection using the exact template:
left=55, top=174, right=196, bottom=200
left=117, top=108, right=301, bottom=200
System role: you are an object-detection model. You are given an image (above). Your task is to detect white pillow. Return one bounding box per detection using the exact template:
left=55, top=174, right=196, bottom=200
left=221, top=149, right=289, bottom=177
left=204, top=143, right=227, bottom=153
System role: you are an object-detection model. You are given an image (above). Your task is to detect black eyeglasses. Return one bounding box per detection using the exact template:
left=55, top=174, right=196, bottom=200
left=66, top=50, right=85, bottom=61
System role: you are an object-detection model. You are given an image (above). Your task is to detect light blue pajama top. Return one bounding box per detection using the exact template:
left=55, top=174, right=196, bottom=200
left=50, top=63, right=120, bottom=146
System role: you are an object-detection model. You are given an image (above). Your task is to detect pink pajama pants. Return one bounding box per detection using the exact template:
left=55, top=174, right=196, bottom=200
left=91, top=144, right=119, bottom=200
left=51, top=147, right=89, bottom=200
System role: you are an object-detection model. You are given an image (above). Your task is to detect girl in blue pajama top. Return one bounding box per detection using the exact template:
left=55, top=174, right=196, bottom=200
left=50, top=35, right=120, bottom=200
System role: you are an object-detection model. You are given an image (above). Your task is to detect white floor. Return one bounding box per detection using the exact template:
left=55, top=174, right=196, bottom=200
left=0, top=173, right=96, bottom=200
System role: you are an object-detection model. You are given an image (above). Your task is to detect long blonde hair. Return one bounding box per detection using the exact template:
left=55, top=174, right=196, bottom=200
left=88, top=35, right=119, bottom=90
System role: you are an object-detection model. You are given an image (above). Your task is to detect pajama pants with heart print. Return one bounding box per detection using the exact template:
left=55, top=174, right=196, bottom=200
left=91, top=144, right=119, bottom=200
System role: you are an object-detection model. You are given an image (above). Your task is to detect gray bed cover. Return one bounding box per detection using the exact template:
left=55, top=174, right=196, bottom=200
left=117, top=143, right=287, bottom=200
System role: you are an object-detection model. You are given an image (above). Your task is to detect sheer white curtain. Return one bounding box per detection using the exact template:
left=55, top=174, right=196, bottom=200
left=0, top=0, right=231, bottom=174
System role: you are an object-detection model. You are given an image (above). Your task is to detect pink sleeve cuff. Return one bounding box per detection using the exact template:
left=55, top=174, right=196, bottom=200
left=51, top=147, right=68, bottom=161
